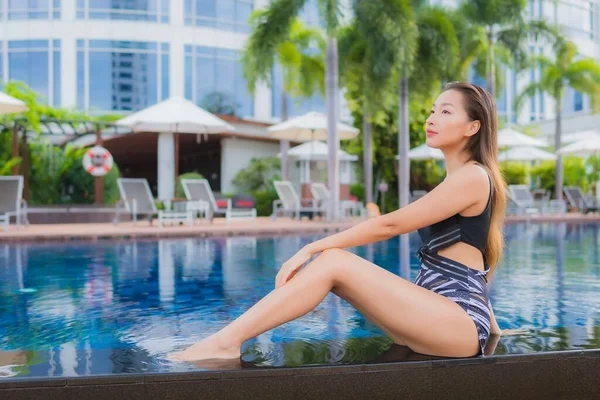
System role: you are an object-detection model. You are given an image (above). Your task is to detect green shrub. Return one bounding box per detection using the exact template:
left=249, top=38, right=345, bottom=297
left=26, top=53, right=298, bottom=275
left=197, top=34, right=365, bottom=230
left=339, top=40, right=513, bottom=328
left=175, top=172, right=204, bottom=198
left=500, top=162, right=528, bottom=185
left=531, top=157, right=588, bottom=194
left=233, top=157, right=280, bottom=193
left=409, top=160, right=445, bottom=191
left=350, top=183, right=365, bottom=203
left=251, top=189, right=279, bottom=217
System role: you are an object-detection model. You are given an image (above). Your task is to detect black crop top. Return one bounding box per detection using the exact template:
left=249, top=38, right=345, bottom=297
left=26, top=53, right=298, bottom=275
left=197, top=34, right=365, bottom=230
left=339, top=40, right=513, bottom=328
left=417, top=166, right=494, bottom=256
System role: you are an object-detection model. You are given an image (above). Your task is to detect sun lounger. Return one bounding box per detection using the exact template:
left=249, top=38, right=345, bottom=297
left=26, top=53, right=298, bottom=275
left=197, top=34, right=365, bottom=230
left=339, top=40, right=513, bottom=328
left=0, top=176, right=28, bottom=231
left=181, top=179, right=256, bottom=222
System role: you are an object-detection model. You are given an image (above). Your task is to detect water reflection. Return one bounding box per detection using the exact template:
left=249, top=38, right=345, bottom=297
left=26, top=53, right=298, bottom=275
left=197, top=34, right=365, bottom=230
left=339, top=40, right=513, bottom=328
left=0, top=223, right=599, bottom=377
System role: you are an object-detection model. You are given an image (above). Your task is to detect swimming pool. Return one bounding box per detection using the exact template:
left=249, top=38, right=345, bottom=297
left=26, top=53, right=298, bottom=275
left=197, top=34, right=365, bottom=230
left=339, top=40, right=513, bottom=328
left=0, top=222, right=599, bottom=378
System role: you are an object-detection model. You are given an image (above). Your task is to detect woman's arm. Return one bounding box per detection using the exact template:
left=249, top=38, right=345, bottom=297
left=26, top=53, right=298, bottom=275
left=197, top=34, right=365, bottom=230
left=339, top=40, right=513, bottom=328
left=304, top=164, right=490, bottom=255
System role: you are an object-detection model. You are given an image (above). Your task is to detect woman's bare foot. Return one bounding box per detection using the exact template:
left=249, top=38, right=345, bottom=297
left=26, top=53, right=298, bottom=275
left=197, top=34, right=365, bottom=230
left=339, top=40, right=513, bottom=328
left=167, top=335, right=241, bottom=362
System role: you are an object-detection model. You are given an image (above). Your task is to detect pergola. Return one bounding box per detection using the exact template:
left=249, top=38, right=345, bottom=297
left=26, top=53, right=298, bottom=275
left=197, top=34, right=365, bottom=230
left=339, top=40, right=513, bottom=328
left=0, top=118, right=121, bottom=203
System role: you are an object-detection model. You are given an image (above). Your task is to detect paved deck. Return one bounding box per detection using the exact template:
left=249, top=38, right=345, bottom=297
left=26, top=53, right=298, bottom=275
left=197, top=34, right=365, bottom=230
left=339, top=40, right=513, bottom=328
left=0, top=217, right=360, bottom=242
left=1, top=213, right=600, bottom=242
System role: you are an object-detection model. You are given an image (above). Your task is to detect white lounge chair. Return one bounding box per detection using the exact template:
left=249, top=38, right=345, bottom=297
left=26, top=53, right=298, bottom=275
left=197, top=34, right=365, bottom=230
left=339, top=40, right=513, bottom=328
left=508, top=185, right=540, bottom=215
left=0, top=176, right=28, bottom=231
left=310, top=182, right=365, bottom=218
left=117, top=178, right=194, bottom=226
left=272, top=181, right=323, bottom=220
left=181, top=179, right=256, bottom=222
left=564, top=186, right=598, bottom=214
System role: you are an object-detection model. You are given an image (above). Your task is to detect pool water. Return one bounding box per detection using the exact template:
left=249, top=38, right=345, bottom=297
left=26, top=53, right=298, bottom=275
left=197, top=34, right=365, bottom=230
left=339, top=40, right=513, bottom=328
left=0, top=223, right=599, bottom=377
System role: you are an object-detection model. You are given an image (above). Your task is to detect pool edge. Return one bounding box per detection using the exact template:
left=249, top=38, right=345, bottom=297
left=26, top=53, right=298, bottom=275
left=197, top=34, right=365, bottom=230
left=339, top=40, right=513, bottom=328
left=1, top=349, right=599, bottom=399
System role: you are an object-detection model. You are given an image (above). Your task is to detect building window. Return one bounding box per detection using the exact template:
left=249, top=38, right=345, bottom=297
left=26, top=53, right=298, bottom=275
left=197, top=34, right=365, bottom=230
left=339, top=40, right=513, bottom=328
left=77, top=40, right=169, bottom=112
left=557, top=0, right=594, bottom=40
left=2, top=0, right=60, bottom=20
left=184, top=0, right=253, bottom=33
left=184, top=45, right=253, bottom=118
left=271, top=63, right=325, bottom=119
left=77, top=0, right=169, bottom=23
left=574, top=91, right=583, bottom=112
left=0, top=40, right=61, bottom=106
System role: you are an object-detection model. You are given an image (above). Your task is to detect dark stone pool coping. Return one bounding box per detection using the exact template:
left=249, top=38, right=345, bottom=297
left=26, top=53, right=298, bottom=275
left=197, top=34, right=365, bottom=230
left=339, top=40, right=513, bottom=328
left=1, top=349, right=599, bottom=400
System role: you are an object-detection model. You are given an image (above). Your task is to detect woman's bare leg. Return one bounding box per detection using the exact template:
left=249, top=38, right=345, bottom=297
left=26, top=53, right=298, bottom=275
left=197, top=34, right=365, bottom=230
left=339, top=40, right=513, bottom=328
left=168, top=248, right=479, bottom=361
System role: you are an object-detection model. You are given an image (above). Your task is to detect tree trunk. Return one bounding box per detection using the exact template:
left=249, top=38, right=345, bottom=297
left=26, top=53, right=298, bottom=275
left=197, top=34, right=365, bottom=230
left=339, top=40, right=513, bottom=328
left=280, top=84, right=290, bottom=180
left=363, top=109, right=373, bottom=204
left=21, top=131, right=28, bottom=201
left=486, top=31, right=496, bottom=98
left=12, top=125, right=19, bottom=175
left=554, top=100, right=563, bottom=200
left=326, top=36, right=340, bottom=221
left=398, top=75, right=410, bottom=209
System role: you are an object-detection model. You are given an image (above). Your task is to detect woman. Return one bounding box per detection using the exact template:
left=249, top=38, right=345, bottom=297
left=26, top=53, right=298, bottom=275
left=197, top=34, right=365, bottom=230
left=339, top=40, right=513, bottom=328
left=170, top=82, right=506, bottom=362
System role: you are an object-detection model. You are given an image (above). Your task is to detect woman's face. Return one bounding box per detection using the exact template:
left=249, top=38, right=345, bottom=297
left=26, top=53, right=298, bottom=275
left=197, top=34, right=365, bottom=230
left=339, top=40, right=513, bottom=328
left=425, top=89, right=479, bottom=150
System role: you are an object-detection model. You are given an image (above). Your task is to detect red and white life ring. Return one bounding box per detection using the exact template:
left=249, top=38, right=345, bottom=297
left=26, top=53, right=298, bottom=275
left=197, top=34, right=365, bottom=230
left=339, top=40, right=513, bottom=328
left=82, top=146, right=114, bottom=177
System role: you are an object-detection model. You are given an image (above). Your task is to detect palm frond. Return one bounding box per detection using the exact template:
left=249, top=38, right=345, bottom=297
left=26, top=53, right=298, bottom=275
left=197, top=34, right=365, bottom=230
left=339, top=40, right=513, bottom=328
left=513, top=81, right=544, bottom=113
left=241, top=0, right=308, bottom=92
left=317, top=0, right=341, bottom=35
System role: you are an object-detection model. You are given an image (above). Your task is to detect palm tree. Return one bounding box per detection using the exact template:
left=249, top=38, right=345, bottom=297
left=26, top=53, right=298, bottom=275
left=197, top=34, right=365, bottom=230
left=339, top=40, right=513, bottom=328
left=243, top=0, right=347, bottom=219
left=242, top=13, right=325, bottom=180
left=338, top=1, right=416, bottom=205
left=460, top=0, right=559, bottom=97
left=514, top=40, right=600, bottom=199
left=396, top=2, right=459, bottom=207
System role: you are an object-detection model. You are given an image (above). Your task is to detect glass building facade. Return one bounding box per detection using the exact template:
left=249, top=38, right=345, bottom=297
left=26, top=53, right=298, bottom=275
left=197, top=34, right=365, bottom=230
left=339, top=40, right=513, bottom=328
left=184, top=45, right=252, bottom=118
left=77, top=40, right=169, bottom=112
left=0, top=39, right=61, bottom=106
left=184, top=0, right=253, bottom=33
left=0, top=0, right=597, bottom=121
left=0, top=0, right=61, bottom=20
left=76, top=0, right=169, bottom=23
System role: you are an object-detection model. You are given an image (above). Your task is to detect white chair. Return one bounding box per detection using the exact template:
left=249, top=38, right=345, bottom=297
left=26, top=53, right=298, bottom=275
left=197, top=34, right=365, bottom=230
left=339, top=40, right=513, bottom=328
left=181, top=179, right=256, bottom=222
left=117, top=178, right=194, bottom=226
left=564, top=186, right=598, bottom=214
left=0, top=176, right=28, bottom=231
left=508, top=185, right=541, bottom=215
left=272, top=181, right=323, bottom=220
left=310, top=182, right=365, bottom=218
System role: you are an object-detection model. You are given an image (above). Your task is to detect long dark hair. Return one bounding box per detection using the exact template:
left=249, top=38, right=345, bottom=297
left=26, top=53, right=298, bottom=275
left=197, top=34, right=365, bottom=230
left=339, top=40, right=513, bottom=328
left=443, top=82, right=507, bottom=274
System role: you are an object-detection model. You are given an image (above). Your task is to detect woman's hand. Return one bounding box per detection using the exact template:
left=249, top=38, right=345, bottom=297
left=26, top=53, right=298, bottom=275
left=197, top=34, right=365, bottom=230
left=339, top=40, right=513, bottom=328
left=275, top=247, right=313, bottom=288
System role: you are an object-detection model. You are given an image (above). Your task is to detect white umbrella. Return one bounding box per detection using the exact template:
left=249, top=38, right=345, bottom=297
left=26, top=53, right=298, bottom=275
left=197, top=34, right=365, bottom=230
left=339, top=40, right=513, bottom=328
left=557, top=137, right=600, bottom=156
left=115, top=96, right=235, bottom=133
left=398, top=143, right=445, bottom=161
left=115, top=97, right=235, bottom=200
left=561, top=130, right=600, bottom=144
left=0, top=91, right=28, bottom=115
left=497, top=127, right=546, bottom=148
left=499, top=146, right=556, bottom=162
left=283, top=140, right=358, bottom=161
left=267, top=111, right=359, bottom=141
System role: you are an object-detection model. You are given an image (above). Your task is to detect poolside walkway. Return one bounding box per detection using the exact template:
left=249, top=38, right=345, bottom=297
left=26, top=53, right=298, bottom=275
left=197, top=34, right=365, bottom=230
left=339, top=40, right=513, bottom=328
left=0, top=217, right=360, bottom=242
left=1, top=213, right=600, bottom=242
